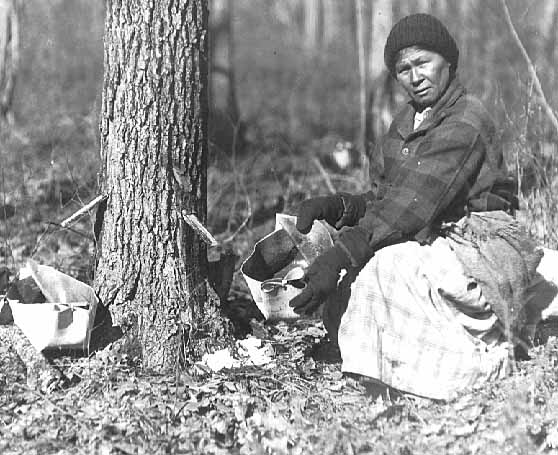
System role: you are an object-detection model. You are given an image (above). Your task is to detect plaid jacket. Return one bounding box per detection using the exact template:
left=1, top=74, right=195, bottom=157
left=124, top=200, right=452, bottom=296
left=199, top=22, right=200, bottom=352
left=338, top=77, right=517, bottom=267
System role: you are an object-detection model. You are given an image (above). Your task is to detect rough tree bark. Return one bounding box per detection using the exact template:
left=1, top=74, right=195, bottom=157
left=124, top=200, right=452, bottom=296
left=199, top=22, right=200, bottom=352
left=0, top=0, right=19, bottom=126
left=94, top=0, right=230, bottom=371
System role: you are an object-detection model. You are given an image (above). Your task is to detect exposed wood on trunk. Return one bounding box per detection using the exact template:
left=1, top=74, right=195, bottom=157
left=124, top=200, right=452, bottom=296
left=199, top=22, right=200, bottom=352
left=95, top=0, right=231, bottom=371
left=0, top=0, right=19, bottom=126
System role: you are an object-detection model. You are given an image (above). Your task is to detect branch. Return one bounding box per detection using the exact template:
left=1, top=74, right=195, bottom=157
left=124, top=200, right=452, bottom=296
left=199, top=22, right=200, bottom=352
left=312, top=157, right=336, bottom=194
left=499, top=0, right=558, bottom=137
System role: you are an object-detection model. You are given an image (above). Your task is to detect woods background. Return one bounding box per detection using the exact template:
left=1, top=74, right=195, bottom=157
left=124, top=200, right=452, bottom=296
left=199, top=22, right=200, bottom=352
left=3, top=2, right=558, bottom=453
left=2, top=0, right=558, bottom=277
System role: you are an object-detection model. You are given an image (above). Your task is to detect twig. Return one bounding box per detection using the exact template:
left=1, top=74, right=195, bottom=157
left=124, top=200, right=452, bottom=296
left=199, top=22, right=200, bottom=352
left=60, top=194, right=108, bottom=228
left=46, top=222, right=95, bottom=241
left=311, top=157, right=336, bottom=194
left=222, top=204, right=251, bottom=244
left=499, top=0, right=558, bottom=137
left=221, top=150, right=253, bottom=244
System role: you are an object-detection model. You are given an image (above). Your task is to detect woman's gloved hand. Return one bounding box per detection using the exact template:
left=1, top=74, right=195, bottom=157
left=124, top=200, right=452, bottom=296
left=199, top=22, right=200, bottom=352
left=296, top=193, right=366, bottom=234
left=289, top=245, right=350, bottom=315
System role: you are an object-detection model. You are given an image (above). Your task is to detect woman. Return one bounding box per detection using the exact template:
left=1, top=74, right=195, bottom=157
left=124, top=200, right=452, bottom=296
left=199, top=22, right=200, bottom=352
left=289, top=14, right=552, bottom=399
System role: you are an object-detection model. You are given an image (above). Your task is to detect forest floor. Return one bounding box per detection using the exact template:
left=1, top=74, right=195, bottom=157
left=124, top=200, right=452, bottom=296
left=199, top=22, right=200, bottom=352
left=2, top=118, right=558, bottom=455
left=2, top=317, right=558, bottom=455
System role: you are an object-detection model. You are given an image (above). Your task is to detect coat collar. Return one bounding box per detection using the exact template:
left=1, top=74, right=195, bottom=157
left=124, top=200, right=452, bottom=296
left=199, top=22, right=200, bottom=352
left=393, top=77, right=466, bottom=139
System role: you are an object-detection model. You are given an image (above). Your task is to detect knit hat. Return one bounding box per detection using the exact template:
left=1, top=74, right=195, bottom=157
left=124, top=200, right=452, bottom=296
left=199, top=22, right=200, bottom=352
left=384, top=13, right=459, bottom=75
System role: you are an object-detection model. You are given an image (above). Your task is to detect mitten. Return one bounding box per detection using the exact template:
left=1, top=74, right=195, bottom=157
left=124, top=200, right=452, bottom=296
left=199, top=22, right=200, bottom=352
left=296, top=193, right=366, bottom=234
left=289, top=245, right=350, bottom=315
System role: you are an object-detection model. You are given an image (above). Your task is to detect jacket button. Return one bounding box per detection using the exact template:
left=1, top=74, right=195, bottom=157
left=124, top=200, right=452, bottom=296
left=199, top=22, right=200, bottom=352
left=402, top=147, right=409, bottom=156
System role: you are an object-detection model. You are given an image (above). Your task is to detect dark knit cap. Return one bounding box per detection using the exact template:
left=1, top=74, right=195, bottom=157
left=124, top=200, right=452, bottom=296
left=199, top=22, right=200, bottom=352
left=384, top=13, right=459, bottom=75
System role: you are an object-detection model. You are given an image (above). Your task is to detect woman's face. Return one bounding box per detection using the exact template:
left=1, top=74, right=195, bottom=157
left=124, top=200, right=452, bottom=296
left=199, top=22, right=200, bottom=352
left=394, top=46, right=451, bottom=109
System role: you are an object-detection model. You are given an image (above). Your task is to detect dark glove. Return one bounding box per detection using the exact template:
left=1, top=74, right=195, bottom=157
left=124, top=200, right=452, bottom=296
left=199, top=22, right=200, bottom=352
left=296, top=193, right=366, bottom=234
left=289, top=245, right=350, bottom=315
left=337, top=193, right=367, bottom=229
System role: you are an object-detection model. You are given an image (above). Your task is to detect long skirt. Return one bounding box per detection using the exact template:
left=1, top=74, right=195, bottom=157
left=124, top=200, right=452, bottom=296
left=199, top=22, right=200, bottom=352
left=324, top=237, right=558, bottom=400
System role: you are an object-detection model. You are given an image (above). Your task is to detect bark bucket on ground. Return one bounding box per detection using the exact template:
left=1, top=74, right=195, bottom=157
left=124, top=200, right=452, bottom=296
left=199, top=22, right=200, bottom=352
left=241, top=214, right=333, bottom=321
left=5, top=260, right=98, bottom=352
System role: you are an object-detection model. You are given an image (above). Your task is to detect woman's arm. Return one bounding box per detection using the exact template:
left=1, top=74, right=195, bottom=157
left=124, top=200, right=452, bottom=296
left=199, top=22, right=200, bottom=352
left=337, top=121, right=487, bottom=266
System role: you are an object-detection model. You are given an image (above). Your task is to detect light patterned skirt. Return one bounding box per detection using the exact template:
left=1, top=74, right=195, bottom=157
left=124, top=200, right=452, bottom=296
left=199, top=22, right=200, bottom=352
left=324, top=237, right=558, bottom=400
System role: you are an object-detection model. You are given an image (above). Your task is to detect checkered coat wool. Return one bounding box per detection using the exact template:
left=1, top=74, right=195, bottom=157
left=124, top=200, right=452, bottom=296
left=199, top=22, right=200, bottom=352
left=337, top=77, right=517, bottom=267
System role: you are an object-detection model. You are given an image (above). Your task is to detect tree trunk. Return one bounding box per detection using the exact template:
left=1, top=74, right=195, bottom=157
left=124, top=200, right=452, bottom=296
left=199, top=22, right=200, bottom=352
left=322, top=0, right=341, bottom=46
left=95, top=0, right=230, bottom=371
left=304, top=0, right=321, bottom=52
left=545, top=2, right=558, bottom=95
left=367, top=0, right=395, bottom=145
left=455, top=0, right=471, bottom=65
left=0, top=0, right=19, bottom=126
left=209, top=0, right=242, bottom=155
left=369, top=0, right=391, bottom=81
left=432, top=0, right=447, bottom=18
left=355, top=0, right=369, bottom=163
left=415, top=0, right=431, bottom=14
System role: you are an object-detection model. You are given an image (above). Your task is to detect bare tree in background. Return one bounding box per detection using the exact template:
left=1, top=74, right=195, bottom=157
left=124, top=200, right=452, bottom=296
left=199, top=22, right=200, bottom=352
left=95, top=0, right=231, bottom=371
left=355, top=0, right=369, bottom=164
left=322, top=0, right=341, bottom=46
left=432, top=0, right=447, bottom=17
left=0, top=0, right=19, bottom=126
left=210, top=0, right=242, bottom=155
left=367, top=0, right=396, bottom=147
left=368, top=0, right=391, bottom=81
left=304, top=0, right=321, bottom=52
left=541, top=0, right=558, bottom=92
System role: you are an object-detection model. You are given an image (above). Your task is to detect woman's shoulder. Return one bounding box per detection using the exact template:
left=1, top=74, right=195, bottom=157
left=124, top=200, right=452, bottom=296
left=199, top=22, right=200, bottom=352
left=448, top=92, right=495, bottom=134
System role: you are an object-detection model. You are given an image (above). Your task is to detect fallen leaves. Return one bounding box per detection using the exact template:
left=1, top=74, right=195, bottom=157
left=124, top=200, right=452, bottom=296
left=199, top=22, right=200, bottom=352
left=2, top=321, right=558, bottom=454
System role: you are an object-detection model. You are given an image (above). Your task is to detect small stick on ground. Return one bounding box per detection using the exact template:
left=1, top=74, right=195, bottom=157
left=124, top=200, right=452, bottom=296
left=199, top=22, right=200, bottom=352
left=0, top=323, right=65, bottom=389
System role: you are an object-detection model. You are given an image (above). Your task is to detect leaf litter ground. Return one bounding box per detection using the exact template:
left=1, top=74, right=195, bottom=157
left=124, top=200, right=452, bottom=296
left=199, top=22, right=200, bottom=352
left=2, top=316, right=558, bottom=454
